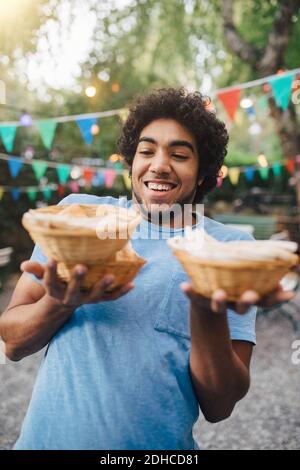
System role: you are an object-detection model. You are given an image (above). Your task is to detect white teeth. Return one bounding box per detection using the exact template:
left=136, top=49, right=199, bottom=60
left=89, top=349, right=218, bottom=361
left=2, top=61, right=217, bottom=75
left=147, top=182, right=174, bottom=191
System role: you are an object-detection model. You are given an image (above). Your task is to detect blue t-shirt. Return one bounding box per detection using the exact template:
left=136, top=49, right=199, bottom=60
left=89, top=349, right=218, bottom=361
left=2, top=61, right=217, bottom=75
left=14, top=194, right=256, bottom=450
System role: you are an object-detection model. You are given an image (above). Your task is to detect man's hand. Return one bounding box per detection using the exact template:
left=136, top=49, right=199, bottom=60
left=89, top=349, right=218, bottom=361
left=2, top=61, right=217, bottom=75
left=181, top=282, right=296, bottom=315
left=21, top=259, right=134, bottom=309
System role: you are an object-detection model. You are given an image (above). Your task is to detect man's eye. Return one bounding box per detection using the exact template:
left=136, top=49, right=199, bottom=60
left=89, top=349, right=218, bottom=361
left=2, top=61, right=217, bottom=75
left=172, top=154, right=188, bottom=160
left=139, top=150, right=153, bottom=155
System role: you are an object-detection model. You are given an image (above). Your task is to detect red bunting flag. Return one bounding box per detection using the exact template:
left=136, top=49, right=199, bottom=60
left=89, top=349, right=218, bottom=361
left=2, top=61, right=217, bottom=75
left=57, top=184, right=66, bottom=197
left=83, top=168, right=94, bottom=186
left=286, top=159, right=295, bottom=174
left=217, top=88, right=241, bottom=121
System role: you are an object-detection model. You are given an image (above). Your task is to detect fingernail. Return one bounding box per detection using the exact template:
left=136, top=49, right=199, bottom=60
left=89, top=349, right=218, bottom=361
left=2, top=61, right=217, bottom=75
left=76, top=266, right=86, bottom=275
left=103, top=275, right=114, bottom=286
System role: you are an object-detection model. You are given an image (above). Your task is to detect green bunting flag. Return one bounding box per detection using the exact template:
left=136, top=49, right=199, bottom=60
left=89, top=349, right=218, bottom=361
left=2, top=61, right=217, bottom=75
left=27, top=188, right=38, bottom=202
left=0, top=125, right=17, bottom=152
left=42, top=187, right=52, bottom=201
left=258, top=167, right=269, bottom=180
left=272, top=162, right=282, bottom=177
left=56, top=164, right=70, bottom=184
left=31, top=161, right=48, bottom=180
left=268, top=73, right=294, bottom=111
left=36, top=120, right=57, bottom=150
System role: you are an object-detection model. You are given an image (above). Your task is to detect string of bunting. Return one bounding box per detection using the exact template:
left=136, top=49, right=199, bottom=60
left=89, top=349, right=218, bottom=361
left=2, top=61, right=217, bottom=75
left=0, top=68, right=299, bottom=153
left=0, top=152, right=132, bottom=202
left=217, top=155, right=300, bottom=187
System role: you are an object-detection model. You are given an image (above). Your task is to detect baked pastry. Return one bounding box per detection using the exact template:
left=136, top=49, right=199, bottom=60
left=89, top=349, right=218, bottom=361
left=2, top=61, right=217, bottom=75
left=168, top=227, right=299, bottom=301
left=22, top=203, right=145, bottom=289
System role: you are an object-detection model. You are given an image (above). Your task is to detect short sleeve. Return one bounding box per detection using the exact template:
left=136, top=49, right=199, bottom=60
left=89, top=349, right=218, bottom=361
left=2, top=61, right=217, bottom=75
left=227, top=306, right=257, bottom=345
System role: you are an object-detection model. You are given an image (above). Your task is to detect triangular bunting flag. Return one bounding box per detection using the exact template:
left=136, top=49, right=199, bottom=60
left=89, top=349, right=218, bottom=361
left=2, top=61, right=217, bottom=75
left=11, top=188, right=20, bottom=201
left=83, top=168, right=94, bottom=186
left=119, top=109, right=129, bottom=123
left=8, top=158, right=23, bottom=178
left=69, top=181, right=79, bottom=193
left=258, top=167, right=269, bottom=180
left=123, top=170, right=132, bottom=190
left=268, top=73, right=294, bottom=111
left=96, top=170, right=105, bottom=186
left=27, top=188, right=38, bottom=202
left=286, top=159, right=295, bottom=174
left=57, top=185, right=66, bottom=197
left=56, top=164, right=70, bottom=184
left=0, top=125, right=17, bottom=152
left=216, top=176, right=223, bottom=188
left=31, top=161, right=48, bottom=180
left=217, top=88, right=241, bottom=121
left=272, top=162, right=282, bottom=178
left=0, top=186, right=4, bottom=201
left=76, top=118, right=97, bottom=145
left=228, top=167, right=240, bottom=185
left=42, top=187, right=52, bottom=201
left=36, top=120, right=57, bottom=150
left=104, top=169, right=116, bottom=188
left=245, top=167, right=255, bottom=182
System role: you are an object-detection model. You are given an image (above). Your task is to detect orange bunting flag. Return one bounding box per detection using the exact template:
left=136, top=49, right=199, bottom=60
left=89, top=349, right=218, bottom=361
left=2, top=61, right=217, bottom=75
left=217, top=88, right=241, bottom=121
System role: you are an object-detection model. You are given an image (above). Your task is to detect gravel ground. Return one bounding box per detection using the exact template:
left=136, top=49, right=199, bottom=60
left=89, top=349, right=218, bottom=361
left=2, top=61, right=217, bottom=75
left=1, top=275, right=300, bottom=450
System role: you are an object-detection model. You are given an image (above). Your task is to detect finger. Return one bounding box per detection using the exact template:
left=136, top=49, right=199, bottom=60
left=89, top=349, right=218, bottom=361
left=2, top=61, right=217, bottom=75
left=101, top=282, right=135, bottom=301
left=63, top=265, right=88, bottom=305
left=211, top=290, right=227, bottom=314
left=43, top=259, right=61, bottom=296
left=88, top=275, right=116, bottom=301
left=260, top=290, right=296, bottom=308
left=235, top=290, right=260, bottom=314
left=180, top=282, right=212, bottom=310
left=20, top=261, right=45, bottom=279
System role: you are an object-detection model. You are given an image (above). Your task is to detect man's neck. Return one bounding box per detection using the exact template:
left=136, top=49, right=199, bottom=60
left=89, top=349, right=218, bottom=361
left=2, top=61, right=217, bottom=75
left=131, top=196, right=197, bottom=229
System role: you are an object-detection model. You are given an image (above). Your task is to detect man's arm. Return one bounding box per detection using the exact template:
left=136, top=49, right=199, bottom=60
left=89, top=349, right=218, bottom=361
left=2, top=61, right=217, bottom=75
left=0, top=260, right=134, bottom=361
left=183, top=282, right=295, bottom=423
left=189, top=305, right=252, bottom=423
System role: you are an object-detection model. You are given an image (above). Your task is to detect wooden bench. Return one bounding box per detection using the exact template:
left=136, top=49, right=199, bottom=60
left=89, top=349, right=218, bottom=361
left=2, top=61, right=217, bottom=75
left=212, top=214, right=278, bottom=239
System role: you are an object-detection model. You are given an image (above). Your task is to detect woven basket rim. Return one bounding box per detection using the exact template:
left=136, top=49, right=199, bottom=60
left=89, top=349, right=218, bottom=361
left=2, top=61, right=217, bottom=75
left=22, top=220, right=136, bottom=238
left=173, top=248, right=299, bottom=270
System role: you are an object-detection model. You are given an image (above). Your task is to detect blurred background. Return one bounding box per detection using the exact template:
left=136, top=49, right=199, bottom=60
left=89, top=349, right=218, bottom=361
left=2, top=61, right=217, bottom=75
left=0, top=0, right=300, bottom=450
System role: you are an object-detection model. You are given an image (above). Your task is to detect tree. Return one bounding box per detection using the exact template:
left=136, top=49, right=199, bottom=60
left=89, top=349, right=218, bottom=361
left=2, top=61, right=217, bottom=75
left=221, top=0, right=300, bottom=158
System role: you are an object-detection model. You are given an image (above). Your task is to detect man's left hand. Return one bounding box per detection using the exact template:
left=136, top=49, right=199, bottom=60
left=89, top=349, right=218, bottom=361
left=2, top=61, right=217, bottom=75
left=181, top=282, right=296, bottom=315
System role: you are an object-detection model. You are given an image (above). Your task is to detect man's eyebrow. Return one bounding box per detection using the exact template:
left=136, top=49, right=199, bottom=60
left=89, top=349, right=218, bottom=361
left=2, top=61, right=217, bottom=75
left=138, top=137, right=157, bottom=144
left=138, top=137, right=195, bottom=153
left=169, top=140, right=195, bottom=153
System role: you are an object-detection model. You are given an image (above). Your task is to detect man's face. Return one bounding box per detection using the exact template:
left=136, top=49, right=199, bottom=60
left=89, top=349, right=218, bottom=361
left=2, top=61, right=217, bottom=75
left=131, top=119, right=200, bottom=218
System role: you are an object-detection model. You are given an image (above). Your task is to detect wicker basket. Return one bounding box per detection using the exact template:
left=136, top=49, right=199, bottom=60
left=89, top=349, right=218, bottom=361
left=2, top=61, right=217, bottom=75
left=22, top=204, right=144, bottom=289
left=172, top=248, right=299, bottom=301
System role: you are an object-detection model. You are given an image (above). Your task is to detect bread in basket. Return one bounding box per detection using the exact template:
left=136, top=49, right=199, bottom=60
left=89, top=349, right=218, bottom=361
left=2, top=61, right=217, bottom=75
left=22, top=203, right=146, bottom=289
left=168, top=227, right=299, bottom=301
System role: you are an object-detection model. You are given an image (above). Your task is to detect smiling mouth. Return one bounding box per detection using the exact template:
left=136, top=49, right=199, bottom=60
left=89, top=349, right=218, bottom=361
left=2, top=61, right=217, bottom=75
left=144, top=181, right=177, bottom=192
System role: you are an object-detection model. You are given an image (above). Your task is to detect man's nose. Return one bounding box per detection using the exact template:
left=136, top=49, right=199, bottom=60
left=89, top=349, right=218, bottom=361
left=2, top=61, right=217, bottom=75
left=149, top=151, right=171, bottom=174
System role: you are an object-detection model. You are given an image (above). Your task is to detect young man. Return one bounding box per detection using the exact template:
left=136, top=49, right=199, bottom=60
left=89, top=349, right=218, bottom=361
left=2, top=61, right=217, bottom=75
left=0, top=88, right=294, bottom=450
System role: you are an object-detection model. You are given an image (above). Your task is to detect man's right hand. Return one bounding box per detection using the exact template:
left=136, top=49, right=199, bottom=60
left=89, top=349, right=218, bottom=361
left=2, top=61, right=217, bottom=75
left=20, top=259, right=134, bottom=310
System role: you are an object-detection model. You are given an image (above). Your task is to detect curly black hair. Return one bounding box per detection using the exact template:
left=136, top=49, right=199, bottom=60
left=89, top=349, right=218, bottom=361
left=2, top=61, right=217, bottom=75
left=117, top=87, right=229, bottom=202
